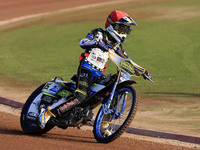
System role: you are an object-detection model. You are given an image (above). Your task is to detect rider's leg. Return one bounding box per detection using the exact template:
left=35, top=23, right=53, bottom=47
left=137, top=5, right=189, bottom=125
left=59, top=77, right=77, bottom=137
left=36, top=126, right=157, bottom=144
left=38, top=68, right=93, bottom=129
left=50, top=68, right=93, bottom=114
left=38, top=107, right=53, bottom=129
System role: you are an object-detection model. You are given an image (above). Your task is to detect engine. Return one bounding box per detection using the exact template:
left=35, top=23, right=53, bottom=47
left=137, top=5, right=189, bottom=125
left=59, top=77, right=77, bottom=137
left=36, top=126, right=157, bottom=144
left=53, top=106, right=94, bottom=129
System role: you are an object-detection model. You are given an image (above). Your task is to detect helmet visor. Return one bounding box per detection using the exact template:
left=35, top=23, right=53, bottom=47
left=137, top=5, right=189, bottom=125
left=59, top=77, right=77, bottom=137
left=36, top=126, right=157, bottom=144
left=114, top=23, right=132, bottom=35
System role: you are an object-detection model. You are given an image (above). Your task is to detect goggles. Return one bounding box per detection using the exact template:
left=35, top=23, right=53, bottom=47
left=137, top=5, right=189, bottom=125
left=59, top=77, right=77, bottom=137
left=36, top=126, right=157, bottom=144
left=114, top=23, right=132, bottom=34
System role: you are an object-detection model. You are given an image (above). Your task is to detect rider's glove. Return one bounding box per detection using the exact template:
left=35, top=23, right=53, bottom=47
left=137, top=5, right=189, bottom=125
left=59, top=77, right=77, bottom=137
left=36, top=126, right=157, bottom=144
left=96, top=39, right=105, bottom=48
left=96, top=39, right=112, bottom=51
left=143, top=70, right=153, bottom=81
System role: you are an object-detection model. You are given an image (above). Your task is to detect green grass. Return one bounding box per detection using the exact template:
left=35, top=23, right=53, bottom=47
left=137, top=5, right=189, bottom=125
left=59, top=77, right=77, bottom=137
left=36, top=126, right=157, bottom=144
left=0, top=0, right=200, bottom=98
left=129, top=18, right=200, bottom=97
left=0, top=24, right=93, bottom=83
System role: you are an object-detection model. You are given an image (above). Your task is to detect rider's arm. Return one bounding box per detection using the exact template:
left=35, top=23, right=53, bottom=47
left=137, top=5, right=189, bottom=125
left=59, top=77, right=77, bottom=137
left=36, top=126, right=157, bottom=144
left=79, top=29, right=103, bottom=49
left=115, top=45, right=129, bottom=59
left=132, top=61, right=147, bottom=75
left=132, top=60, right=153, bottom=82
left=79, top=36, right=97, bottom=49
left=114, top=44, right=153, bottom=81
left=79, top=29, right=111, bottom=52
left=116, top=45, right=147, bottom=75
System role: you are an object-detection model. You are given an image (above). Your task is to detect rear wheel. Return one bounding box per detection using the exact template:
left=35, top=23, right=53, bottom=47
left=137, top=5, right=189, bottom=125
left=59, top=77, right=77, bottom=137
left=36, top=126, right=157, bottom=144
left=93, top=85, right=137, bottom=143
left=20, top=84, right=54, bottom=135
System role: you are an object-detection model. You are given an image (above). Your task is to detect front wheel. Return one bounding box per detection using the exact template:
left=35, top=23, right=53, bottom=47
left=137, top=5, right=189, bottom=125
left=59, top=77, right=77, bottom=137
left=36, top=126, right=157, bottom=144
left=93, top=85, right=137, bottom=143
left=20, top=84, right=54, bottom=135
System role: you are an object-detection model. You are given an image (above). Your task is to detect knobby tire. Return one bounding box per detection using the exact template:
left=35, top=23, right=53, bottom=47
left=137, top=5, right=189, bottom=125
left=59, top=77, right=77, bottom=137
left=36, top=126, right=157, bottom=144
left=93, top=85, right=137, bottom=143
left=20, top=84, right=54, bottom=135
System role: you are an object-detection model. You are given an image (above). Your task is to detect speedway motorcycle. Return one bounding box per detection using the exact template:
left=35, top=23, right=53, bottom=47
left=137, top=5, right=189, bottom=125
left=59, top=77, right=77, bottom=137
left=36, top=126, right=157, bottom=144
left=20, top=48, right=153, bottom=143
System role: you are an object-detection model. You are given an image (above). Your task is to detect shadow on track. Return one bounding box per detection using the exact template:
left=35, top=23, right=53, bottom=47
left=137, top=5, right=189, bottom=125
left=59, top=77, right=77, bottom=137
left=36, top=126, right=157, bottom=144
left=0, top=127, right=97, bottom=144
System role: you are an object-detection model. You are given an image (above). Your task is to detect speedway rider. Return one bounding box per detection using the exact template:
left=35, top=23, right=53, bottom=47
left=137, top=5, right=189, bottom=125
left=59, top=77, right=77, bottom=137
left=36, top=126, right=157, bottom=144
left=38, top=10, right=152, bottom=129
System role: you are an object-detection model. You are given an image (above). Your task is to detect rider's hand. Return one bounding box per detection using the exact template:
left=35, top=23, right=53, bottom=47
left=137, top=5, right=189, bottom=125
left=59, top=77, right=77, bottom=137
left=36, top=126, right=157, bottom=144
left=96, top=39, right=105, bottom=48
left=96, top=39, right=112, bottom=51
left=143, top=70, right=153, bottom=81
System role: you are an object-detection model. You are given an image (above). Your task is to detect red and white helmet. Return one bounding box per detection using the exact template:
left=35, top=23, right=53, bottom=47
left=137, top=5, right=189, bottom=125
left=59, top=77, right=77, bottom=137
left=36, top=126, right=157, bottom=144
left=105, top=11, right=137, bottom=43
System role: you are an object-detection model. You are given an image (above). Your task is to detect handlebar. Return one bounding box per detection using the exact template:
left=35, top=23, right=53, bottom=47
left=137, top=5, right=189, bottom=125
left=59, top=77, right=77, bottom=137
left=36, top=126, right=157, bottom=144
left=143, top=73, right=154, bottom=83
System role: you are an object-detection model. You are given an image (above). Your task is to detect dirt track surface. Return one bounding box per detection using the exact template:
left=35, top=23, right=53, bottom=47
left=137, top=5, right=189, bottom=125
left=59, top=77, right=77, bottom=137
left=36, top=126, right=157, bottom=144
left=0, top=0, right=199, bottom=149
left=0, top=0, right=116, bottom=21
left=0, top=111, right=196, bottom=150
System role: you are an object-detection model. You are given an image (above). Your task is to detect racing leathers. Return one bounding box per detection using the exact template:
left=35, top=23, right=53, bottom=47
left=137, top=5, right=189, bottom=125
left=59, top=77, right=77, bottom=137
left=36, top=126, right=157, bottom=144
left=47, top=28, right=124, bottom=117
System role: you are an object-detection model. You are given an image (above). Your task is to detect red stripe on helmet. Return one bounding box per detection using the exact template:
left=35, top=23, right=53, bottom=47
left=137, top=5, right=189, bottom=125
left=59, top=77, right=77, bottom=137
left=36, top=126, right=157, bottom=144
left=105, top=11, right=130, bottom=28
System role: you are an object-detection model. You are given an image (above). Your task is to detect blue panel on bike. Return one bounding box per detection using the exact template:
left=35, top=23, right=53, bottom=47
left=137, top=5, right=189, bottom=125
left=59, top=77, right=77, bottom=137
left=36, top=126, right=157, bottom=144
left=42, top=82, right=72, bottom=98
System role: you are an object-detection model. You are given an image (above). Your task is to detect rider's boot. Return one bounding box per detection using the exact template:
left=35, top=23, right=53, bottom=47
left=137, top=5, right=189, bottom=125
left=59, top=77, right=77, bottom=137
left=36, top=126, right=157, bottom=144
left=38, top=97, right=81, bottom=129
left=38, top=107, right=53, bottom=129
left=38, top=89, right=86, bottom=128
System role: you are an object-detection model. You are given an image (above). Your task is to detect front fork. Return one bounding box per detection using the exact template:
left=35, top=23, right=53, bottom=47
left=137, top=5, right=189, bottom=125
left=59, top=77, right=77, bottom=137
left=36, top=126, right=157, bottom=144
left=115, top=91, right=128, bottom=118
left=102, top=70, right=123, bottom=114
left=102, top=81, right=118, bottom=114
left=102, top=69, right=130, bottom=115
